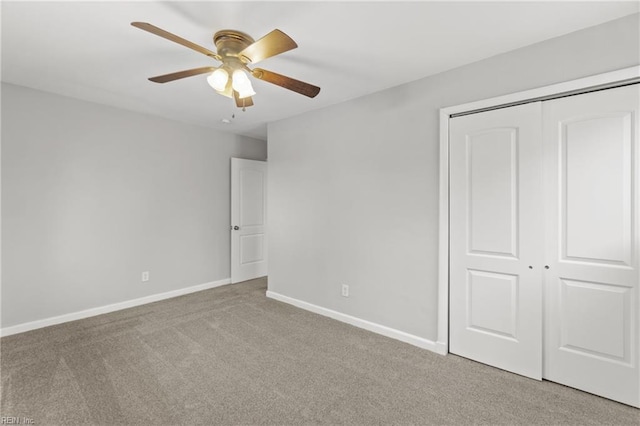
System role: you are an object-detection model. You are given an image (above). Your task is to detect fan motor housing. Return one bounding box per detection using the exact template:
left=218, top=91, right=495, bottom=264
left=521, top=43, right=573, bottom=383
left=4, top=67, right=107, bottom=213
left=213, top=30, right=255, bottom=58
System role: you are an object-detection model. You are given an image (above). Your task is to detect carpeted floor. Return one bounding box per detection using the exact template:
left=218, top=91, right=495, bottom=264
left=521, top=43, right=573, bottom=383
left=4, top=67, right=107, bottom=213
left=1, top=277, right=638, bottom=425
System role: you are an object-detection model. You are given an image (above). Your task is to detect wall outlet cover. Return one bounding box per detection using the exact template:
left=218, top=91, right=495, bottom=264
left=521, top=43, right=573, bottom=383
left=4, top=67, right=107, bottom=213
left=341, top=284, right=349, bottom=297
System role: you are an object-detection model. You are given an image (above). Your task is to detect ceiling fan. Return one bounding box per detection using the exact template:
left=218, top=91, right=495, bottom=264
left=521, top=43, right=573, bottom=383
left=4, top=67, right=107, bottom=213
left=131, top=22, right=320, bottom=110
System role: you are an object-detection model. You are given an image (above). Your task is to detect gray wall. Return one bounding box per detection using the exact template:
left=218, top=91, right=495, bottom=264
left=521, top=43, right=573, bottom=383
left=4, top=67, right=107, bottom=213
left=1, top=83, right=266, bottom=328
left=267, top=14, right=640, bottom=341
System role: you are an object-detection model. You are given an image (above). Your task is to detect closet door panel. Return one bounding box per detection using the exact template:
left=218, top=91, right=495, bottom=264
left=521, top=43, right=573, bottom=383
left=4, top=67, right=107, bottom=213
left=450, top=102, right=544, bottom=380
left=562, top=113, right=632, bottom=265
left=544, top=84, right=639, bottom=407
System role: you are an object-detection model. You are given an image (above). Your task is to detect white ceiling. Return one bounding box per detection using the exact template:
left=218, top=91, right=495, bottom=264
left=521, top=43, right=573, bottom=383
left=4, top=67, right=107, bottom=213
left=2, top=1, right=638, bottom=141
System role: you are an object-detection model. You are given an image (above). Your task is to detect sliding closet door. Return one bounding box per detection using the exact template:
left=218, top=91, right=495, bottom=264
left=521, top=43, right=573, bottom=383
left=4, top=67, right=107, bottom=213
left=543, top=84, right=639, bottom=407
left=450, top=103, right=544, bottom=379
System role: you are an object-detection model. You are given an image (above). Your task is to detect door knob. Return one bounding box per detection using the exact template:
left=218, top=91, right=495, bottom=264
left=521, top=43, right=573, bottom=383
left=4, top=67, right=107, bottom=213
left=233, top=226, right=240, bottom=230
left=545, top=265, right=550, bottom=269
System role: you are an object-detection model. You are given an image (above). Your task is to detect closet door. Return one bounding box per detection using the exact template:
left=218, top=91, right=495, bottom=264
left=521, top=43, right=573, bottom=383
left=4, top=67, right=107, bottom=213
left=543, top=84, right=639, bottom=407
left=450, top=102, right=544, bottom=379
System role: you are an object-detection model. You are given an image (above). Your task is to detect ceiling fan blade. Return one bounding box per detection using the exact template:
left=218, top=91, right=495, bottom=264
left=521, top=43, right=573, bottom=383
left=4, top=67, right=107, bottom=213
left=149, top=67, right=216, bottom=83
left=234, top=91, right=254, bottom=108
left=251, top=68, right=320, bottom=98
left=131, top=22, right=221, bottom=60
left=239, top=29, right=297, bottom=64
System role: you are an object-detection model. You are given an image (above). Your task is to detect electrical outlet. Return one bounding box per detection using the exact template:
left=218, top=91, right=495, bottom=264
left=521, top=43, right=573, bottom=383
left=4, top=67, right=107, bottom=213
left=341, top=284, right=349, bottom=297
left=142, top=271, right=150, bottom=282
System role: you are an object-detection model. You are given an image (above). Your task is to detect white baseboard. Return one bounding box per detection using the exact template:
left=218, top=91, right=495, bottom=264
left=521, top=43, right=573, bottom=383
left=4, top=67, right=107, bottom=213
left=0, top=278, right=231, bottom=337
left=435, top=341, right=448, bottom=355
left=266, top=290, right=447, bottom=355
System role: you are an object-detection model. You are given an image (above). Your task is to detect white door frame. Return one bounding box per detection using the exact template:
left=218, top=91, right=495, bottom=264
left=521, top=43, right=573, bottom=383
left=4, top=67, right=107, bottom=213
left=231, top=158, right=268, bottom=284
left=437, top=65, right=640, bottom=353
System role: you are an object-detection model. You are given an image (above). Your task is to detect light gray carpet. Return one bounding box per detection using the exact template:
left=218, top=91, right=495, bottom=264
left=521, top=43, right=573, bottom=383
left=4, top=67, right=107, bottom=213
left=1, top=278, right=638, bottom=425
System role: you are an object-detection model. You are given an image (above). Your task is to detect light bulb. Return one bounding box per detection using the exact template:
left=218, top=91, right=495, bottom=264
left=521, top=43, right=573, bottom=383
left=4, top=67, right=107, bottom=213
left=232, top=69, right=256, bottom=99
left=207, top=68, right=228, bottom=92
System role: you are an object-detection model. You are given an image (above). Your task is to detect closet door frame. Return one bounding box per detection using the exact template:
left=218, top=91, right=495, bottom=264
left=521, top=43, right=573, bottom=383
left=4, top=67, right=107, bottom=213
left=437, top=65, right=640, bottom=355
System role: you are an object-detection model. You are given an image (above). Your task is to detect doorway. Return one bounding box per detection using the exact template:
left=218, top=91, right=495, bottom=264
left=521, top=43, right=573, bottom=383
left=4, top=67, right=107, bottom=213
left=230, top=158, right=268, bottom=283
left=439, top=67, right=640, bottom=407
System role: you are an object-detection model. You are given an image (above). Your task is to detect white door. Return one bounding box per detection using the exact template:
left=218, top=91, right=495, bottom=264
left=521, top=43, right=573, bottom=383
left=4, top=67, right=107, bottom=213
left=449, top=102, right=544, bottom=379
left=543, top=85, right=639, bottom=407
left=231, top=158, right=267, bottom=283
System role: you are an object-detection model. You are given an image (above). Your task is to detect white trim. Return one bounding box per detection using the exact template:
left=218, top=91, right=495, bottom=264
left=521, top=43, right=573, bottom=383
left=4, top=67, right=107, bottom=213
left=0, top=278, right=231, bottom=337
left=437, top=108, right=451, bottom=352
left=266, top=290, right=447, bottom=355
left=442, top=66, right=640, bottom=117
left=437, top=65, right=640, bottom=354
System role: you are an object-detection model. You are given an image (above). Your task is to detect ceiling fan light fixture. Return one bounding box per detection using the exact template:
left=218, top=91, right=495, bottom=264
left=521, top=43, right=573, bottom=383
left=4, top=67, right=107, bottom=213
left=207, top=68, right=229, bottom=92
left=232, top=69, right=256, bottom=99
left=132, top=23, right=320, bottom=108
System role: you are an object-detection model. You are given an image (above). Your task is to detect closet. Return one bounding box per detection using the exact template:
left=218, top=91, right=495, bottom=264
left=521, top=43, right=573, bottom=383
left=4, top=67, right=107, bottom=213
left=449, top=84, right=639, bottom=407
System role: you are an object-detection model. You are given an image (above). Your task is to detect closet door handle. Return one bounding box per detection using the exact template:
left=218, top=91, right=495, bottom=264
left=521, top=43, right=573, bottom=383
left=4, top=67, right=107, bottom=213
left=544, top=265, right=550, bottom=269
